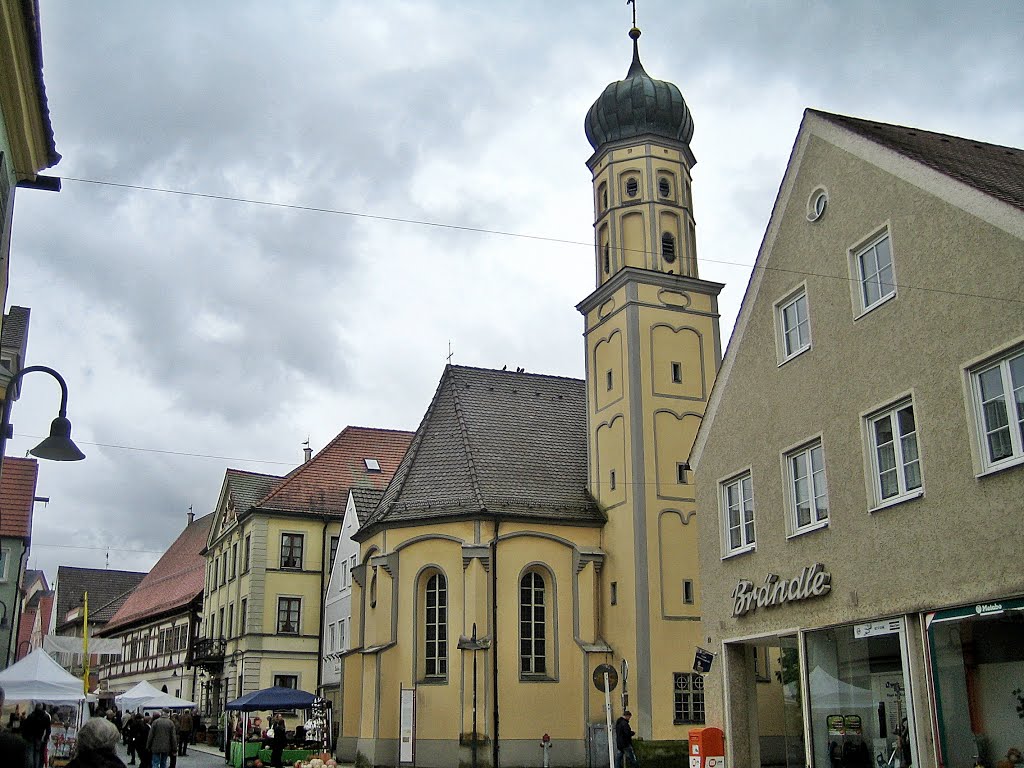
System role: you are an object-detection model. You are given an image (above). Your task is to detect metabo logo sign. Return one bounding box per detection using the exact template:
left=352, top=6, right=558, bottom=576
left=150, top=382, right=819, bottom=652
left=731, top=563, right=832, bottom=617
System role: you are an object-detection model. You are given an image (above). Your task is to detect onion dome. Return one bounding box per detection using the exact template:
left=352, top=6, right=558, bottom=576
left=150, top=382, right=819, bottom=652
left=585, top=27, right=694, bottom=151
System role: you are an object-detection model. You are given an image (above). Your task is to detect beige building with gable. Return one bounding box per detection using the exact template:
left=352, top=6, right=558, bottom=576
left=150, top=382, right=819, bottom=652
left=690, top=110, right=1024, bottom=768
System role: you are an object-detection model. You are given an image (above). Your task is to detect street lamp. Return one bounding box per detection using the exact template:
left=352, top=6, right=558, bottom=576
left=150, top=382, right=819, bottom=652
left=0, top=365, right=85, bottom=463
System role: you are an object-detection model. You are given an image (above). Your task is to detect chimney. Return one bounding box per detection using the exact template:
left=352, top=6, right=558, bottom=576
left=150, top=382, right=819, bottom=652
left=187, top=505, right=195, bottom=525
left=303, top=440, right=312, bottom=463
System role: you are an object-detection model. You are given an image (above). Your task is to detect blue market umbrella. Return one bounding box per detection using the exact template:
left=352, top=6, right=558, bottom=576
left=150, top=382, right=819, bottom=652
left=226, top=686, right=318, bottom=711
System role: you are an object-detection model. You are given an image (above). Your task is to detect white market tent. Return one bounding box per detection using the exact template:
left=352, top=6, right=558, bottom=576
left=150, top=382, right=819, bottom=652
left=0, top=648, right=88, bottom=704
left=116, top=679, right=196, bottom=711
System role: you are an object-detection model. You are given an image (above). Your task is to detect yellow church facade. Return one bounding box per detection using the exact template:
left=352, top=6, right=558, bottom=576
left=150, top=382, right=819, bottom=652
left=340, top=23, right=723, bottom=768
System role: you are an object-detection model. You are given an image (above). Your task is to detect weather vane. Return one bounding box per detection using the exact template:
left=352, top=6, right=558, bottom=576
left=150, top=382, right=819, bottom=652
left=447, top=341, right=454, bottom=365
left=627, top=0, right=637, bottom=29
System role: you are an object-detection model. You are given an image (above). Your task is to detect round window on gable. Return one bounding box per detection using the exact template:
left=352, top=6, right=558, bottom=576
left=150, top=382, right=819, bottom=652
left=658, top=176, right=672, bottom=198
left=807, top=187, right=829, bottom=222
left=625, top=177, right=639, bottom=198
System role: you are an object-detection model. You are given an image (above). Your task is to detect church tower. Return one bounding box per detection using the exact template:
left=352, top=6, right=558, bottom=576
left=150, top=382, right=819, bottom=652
left=577, top=21, right=724, bottom=745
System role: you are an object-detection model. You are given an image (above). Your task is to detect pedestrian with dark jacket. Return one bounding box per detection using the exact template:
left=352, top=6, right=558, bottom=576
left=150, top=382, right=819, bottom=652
left=176, top=710, right=192, bottom=756
left=136, top=715, right=152, bottom=768
left=123, top=714, right=139, bottom=765
left=614, top=710, right=638, bottom=768
left=270, top=714, right=287, bottom=768
left=147, top=710, right=177, bottom=768
left=23, top=702, right=52, bottom=768
left=67, top=717, right=127, bottom=768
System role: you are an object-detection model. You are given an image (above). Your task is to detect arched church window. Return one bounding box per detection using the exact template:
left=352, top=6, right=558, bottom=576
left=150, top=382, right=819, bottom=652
left=424, top=572, right=448, bottom=678
left=598, top=182, right=609, bottom=213
left=520, top=571, right=547, bottom=675
left=662, top=232, right=677, bottom=263
left=625, top=177, right=639, bottom=198
left=603, top=244, right=611, bottom=274
left=658, top=175, right=672, bottom=198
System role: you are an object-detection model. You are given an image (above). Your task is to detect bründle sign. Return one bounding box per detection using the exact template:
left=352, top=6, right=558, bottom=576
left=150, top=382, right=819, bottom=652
left=731, top=563, right=831, bottom=617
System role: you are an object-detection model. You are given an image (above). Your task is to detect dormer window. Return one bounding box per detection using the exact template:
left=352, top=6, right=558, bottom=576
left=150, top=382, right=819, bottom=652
left=364, top=458, right=381, bottom=472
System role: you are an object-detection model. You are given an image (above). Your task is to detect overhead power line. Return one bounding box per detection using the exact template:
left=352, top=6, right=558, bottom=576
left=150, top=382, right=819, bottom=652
left=57, top=175, right=1023, bottom=307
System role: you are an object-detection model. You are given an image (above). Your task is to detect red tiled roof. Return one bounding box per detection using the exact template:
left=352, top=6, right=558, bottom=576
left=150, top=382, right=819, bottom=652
left=0, top=457, right=39, bottom=538
left=256, top=426, right=413, bottom=515
left=99, top=512, right=215, bottom=635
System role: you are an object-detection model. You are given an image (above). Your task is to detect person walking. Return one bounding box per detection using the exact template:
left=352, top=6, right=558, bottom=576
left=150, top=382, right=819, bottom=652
left=22, top=702, right=52, bottom=768
left=123, top=713, right=139, bottom=765
left=147, top=710, right=177, bottom=768
left=136, top=715, right=152, bottom=768
left=614, top=710, right=638, bottom=768
left=270, top=714, right=286, bottom=768
left=0, top=686, right=28, bottom=767
left=176, top=709, right=192, bottom=756
left=67, top=717, right=127, bottom=768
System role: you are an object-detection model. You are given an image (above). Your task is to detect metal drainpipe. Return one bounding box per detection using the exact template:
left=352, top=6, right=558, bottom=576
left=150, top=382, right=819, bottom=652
left=491, top=516, right=500, bottom=768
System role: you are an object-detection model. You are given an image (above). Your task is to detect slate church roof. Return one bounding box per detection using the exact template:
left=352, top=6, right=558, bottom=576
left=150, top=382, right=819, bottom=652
left=358, top=365, right=602, bottom=538
left=53, top=566, right=147, bottom=632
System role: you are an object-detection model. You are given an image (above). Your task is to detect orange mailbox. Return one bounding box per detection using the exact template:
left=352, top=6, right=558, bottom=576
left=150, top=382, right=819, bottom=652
left=688, top=726, right=726, bottom=768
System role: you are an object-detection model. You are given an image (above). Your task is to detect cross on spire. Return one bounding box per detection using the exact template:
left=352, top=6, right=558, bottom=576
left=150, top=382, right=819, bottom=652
left=627, top=0, right=637, bottom=29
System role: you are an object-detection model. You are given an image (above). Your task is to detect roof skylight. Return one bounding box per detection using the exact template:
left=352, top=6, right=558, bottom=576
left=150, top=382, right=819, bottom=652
left=364, top=458, right=381, bottom=472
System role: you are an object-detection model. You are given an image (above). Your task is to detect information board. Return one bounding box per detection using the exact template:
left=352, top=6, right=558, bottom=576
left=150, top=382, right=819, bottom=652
left=399, top=686, right=415, bottom=764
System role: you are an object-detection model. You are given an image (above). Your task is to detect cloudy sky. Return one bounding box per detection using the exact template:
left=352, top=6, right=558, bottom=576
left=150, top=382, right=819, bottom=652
left=9, top=1, right=1023, bottom=584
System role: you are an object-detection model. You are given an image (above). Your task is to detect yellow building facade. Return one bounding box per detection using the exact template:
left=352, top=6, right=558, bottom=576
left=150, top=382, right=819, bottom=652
left=340, top=24, right=724, bottom=768
left=578, top=26, right=722, bottom=747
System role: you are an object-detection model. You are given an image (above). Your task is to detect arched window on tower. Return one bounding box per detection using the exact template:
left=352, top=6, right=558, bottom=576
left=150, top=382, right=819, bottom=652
left=598, top=181, right=608, bottom=213
left=520, top=571, right=547, bottom=675
left=662, top=232, right=677, bottom=264
left=424, top=571, right=448, bottom=679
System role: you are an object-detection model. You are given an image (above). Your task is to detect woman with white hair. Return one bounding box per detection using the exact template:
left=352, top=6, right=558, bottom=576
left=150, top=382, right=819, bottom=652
left=67, top=716, right=127, bottom=768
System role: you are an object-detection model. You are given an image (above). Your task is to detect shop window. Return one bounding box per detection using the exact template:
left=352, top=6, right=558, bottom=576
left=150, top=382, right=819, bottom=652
left=969, top=344, right=1024, bottom=472
left=720, top=472, right=755, bottom=556
left=928, top=600, right=1024, bottom=766
left=805, top=622, right=914, bottom=768
left=866, top=399, right=922, bottom=509
left=673, top=672, right=705, bottom=723
left=520, top=571, right=547, bottom=676
left=753, top=647, right=772, bottom=682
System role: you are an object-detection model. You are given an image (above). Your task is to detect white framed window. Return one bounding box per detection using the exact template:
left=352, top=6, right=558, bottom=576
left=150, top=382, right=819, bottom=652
left=775, top=286, right=811, bottom=363
left=970, top=346, right=1024, bottom=473
left=785, top=439, right=829, bottom=534
left=720, top=472, right=755, bottom=556
left=851, top=230, right=896, bottom=314
left=340, top=618, right=348, bottom=652
left=519, top=571, right=548, bottom=677
left=866, top=399, right=923, bottom=508
left=424, top=572, right=447, bottom=679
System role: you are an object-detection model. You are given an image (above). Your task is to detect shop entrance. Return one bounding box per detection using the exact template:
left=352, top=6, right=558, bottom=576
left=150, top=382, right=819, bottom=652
left=749, top=635, right=806, bottom=768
